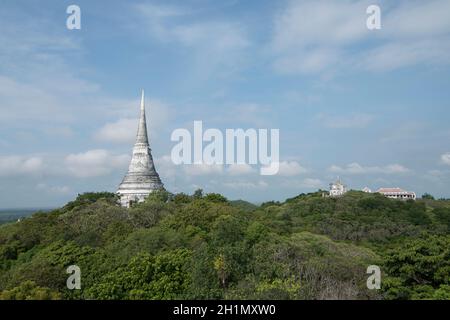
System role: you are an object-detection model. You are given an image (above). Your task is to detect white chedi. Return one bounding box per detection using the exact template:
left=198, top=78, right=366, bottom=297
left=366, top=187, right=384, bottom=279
left=116, top=90, right=164, bottom=208
left=329, top=178, right=347, bottom=197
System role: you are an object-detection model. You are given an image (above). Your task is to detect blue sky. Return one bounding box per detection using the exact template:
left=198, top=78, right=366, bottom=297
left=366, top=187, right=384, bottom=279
left=1, top=0, right=450, bottom=208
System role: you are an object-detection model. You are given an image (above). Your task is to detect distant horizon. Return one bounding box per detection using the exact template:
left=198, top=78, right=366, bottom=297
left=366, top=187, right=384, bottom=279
left=1, top=187, right=448, bottom=211
left=0, top=207, right=56, bottom=212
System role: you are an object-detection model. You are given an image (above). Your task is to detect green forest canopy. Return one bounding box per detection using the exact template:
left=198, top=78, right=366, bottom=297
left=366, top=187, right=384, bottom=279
left=0, top=190, right=449, bottom=300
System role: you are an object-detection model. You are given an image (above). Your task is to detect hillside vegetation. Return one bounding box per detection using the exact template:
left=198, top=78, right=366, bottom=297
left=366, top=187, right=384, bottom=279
left=0, top=190, right=449, bottom=300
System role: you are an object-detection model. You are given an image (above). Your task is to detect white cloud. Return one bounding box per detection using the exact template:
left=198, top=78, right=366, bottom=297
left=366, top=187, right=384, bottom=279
left=65, top=149, right=130, bottom=178
left=223, top=180, right=268, bottom=189
left=0, top=76, right=71, bottom=123
left=134, top=3, right=249, bottom=77
left=273, top=48, right=341, bottom=74
left=95, top=118, right=138, bottom=144
left=36, top=183, right=71, bottom=194
left=441, top=153, right=450, bottom=166
left=135, top=3, right=188, bottom=19
left=172, top=161, right=306, bottom=177
left=280, top=178, right=323, bottom=189
left=277, top=161, right=308, bottom=176
left=0, top=156, right=44, bottom=176
left=383, top=164, right=410, bottom=174
left=227, top=164, right=255, bottom=175
left=329, top=162, right=410, bottom=175
left=382, top=0, right=450, bottom=39
left=271, top=0, right=369, bottom=74
left=172, top=22, right=248, bottom=51
left=271, top=0, right=450, bottom=74
left=154, top=155, right=178, bottom=178
left=0, top=6, right=171, bottom=143
left=361, top=39, right=450, bottom=72
left=183, top=163, right=223, bottom=176
left=302, top=178, right=323, bottom=189
left=0, top=74, right=146, bottom=128
left=0, top=10, right=115, bottom=136
left=94, top=98, right=170, bottom=143
left=208, top=103, right=273, bottom=128
left=135, top=3, right=248, bottom=50
left=273, top=1, right=368, bottom=50
left=0, top=9, right=102, bottom=126
left=0, top=149, right=133, bottom=179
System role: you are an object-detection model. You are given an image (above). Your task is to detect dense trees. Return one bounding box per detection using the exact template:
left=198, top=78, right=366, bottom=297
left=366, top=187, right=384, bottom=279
left=0, top=281, right=61, bottom=300
left=382, top=235, right=450, bottom=300
left=85, top=249, right=192, bottom=299
left=0, top=190, right=449, bottom=300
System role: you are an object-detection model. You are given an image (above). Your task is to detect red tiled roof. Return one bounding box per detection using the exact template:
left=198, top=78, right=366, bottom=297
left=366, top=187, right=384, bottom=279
left=377, top=187, right=415, bottom=195
left=377, top=187, right=405, bottom=193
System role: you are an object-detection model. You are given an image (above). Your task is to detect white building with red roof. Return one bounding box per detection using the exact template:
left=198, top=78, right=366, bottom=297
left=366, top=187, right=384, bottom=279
left=376, top=187, right=416, bottom=200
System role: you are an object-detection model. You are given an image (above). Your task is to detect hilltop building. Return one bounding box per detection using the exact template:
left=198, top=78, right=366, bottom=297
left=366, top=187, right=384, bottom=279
left=116, top=90, right=164, bottom=207
left=329, top=178, right=347, bottom=197
left=376, top=187, right=416, bottom=200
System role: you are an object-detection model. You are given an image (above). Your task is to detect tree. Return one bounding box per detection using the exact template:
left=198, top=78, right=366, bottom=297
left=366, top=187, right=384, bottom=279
left=86, top=249, right=192, bottom=300
left=433, top=207, right=450, bottom=232
left=421, top=193, right=435, bottom=200
left=0, top=281, right=61, bottom=300
left=383, top=235, right=450, bottom=299
left=1, top=189, right=448, bottom=300
left=213, top=254, right=230, bottom=289
left=204, top=193, right=228, bottom=203
left=143, top=190, right=170, bottom=203
left=193, top=189, right=203, bottom=199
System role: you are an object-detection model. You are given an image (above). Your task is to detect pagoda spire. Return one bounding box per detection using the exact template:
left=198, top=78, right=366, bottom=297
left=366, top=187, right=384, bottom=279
left=116, top=89, right=164, bottom=208
left=136, top=89, right=149, bottom=145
